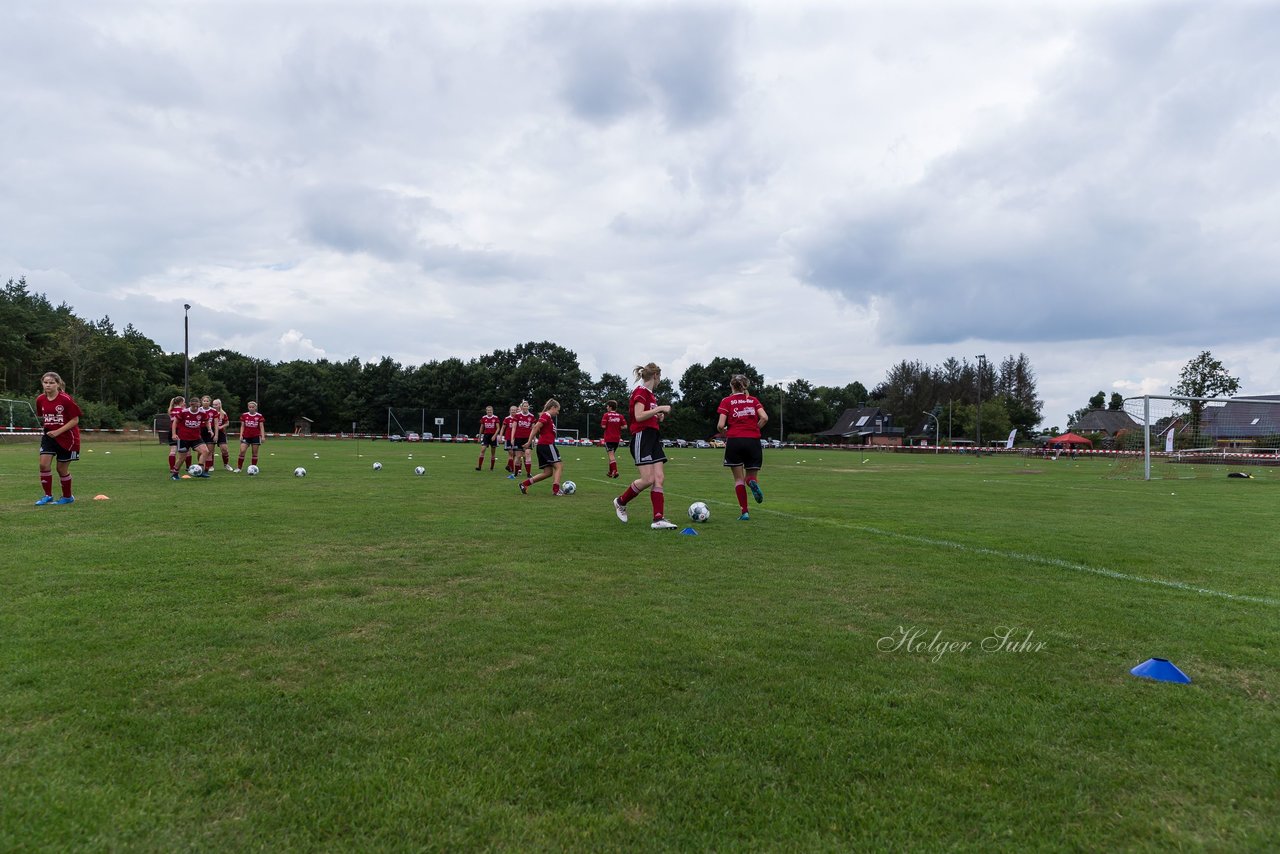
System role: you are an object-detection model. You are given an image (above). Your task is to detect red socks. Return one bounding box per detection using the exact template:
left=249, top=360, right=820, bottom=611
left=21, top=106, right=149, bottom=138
left=651, top=487, right=664, bottom=521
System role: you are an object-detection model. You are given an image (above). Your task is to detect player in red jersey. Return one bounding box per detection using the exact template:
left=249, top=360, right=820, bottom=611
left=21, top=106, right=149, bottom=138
left=476, top=405, right=501, bottom=471
left=35, top=371, right=82, bottom=505
left=236, top=401, right=265, bottom=472
left=502, top=405, right=518, bottom=474
left=510, top=400, right=535, bottom=479
left=612, top=362, right=677, bottom=529
left=600, top=400, right=627, bottom=478
left=518, top=399, right=565, bottom=495
left=197, top=395, right=216, bottom=476
left=175, top=400, right=211, bottom=477
left=716, top=374, right=770, bottom=521
left=211, top=398, right=233, bottom=471
left=167, top=395, right=186, bottom=478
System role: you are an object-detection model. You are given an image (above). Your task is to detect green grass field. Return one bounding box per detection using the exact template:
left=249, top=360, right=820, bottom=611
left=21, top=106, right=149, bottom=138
left=2, top=437, right=1277, bottom=851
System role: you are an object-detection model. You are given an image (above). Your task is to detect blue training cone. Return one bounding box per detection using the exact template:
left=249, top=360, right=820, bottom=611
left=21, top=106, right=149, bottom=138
left=679, top=527, right=699, bottom=536
left=1130, top=658, right=1191, bottom=684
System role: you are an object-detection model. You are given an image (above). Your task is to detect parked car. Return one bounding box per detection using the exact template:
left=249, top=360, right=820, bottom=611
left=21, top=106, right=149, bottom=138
left=674, top=438, right=689, bottom=448
left=578, top=438, right=594, bottom=446
left=768, top=439, right=783, bottom=448
left=440, top=434, right=453, bottom=443
left=694, top=439, right=710, bottom=449
left=422, top=432, right=434, bottom=442
left=406, top=432, right=421, bottom=442
left=661, top=438, right=674, bottom=448
left=555, top=437, right=574, bottom=445
left=453, top=434, right=470, bottom=442
left=710, top=439, right=725, bottom=448
left=389, top=434, right=404, bottom=442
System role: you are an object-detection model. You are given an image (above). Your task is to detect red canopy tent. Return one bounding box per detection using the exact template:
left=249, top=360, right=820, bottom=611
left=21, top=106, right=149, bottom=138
left=1049, top=432, right=1093, bottom=447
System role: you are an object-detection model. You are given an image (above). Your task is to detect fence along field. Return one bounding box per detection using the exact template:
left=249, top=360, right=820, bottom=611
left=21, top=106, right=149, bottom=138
left=1, top=439, right=1277, bottom=850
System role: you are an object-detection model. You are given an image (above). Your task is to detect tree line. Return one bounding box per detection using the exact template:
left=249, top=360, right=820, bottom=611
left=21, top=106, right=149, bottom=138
left=2, top=277, right=1043, bottom=440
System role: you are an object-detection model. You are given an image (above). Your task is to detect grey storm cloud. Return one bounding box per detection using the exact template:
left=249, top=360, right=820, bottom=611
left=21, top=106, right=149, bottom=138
left=794, top=4, right=1280, bottom=346
left=541, top=5, right=742, bottom=129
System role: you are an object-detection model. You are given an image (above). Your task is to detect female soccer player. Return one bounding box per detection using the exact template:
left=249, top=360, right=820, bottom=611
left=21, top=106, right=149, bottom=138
left=236, top=401, right=265, bottom=472
left=476, top=405, right=500, bottom=471
left=612, top=363, right=677, bottom=529
left=167, top=395, right=186, bottom=479
left=716, top=374, right=769, bottom=521
left=175, top=399, right=210, bottom=477
left=511, top=400, right=535, bottom=480
left=35, top=371, right=82, bottom=505
left=211, top=398, right=233, bottom=471
left=600, top=400, right=626, bottom=478
left=197, top=394, right=216, bottom=476
left=502, top=405, right=518, bottom=475
left=518, top=399, right=565, bottom=495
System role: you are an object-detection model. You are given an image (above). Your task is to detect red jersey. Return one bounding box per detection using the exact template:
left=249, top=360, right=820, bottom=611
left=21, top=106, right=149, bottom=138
left=600, top=411, right=626, bottom=443
left=535, top=412, right=556, bottom=445
left=479, top=414, right=499, bottom=435
left=717, top=393, right=764, bottom=439
left=169, top=405, right=185, bottom=432
left=628, top=385, right=660, bottom=433
left=216, top=410, right=229, bottom=432
left=37, top=391, right=82, bottom=451
left=198, top=407, right=213, bottom=431
left=240, top=411, right=265, bottom=438
left=513, top=411, right=535, bottom=439
left=175, top=407, right=204, bottom=441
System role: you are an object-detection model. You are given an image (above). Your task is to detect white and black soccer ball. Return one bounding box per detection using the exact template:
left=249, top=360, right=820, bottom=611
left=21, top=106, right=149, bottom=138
left=294, top=467, right=307, bottom=477
left=372, top=462, right=382, bottom=471
left=561, top=480, right=576, bottom=495
left=247, top=464, right=260, bottom=476
left=414, top=466, right=426, bottom=476
left=187, top=463, right=204, bottom=477
left=688, top=501, right=710, bottom=522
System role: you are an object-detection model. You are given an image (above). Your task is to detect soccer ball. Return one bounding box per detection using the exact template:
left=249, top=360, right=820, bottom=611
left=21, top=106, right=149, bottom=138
left=294, top=467, right=307, bottom=477
left=247, top=465, right=260, bottom=475
left=688, top=501, right=710, bottom=522
left=187, top=464, right=204, bottom=476
left=414, top=466, right=426, bottom=476
left=372, top=462, right=382, bottom=471
left=561, top=480, right=576, bottom=495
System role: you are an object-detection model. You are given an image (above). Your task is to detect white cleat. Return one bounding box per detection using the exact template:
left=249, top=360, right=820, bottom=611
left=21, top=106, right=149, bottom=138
left=613, top=498, right=628, bottom=523
left=650, top=518, right=678, bottom=530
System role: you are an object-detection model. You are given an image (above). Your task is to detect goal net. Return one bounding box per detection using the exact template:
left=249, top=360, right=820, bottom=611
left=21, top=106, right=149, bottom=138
left=1112, top=395, right=1280, bottom=480
left=0, top=398, right=40, bottom=443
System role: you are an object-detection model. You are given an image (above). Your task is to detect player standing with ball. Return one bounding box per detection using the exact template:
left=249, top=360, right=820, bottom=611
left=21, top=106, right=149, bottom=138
left=612, top=362, right=677, bottom=529
left=716, top=374, right=769, bottom=521
left=236, top=401, right=265, bottom=473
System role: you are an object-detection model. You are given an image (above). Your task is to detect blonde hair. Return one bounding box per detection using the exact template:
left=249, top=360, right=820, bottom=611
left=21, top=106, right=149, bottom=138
left=170, top=395, right=186, bottom=409
left=41, top=372, right=65, bottom=392
left=543, top=399, right=560, bottom=412
left=633, top=363, right=661, bottom=383
left=730, top=374, right=749, bottom=393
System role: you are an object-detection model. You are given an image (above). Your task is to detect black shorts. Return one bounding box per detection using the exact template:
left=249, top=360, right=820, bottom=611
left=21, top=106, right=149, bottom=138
left=214, top=430, right=228, bottom=445
left=628, top=430, right=667, bottom=466
left=513, top=437, right=530, bottom=451
left=176, top=438, right=206, bottom=454
left=200, top=429, right=214, bottom=444
left=605, top=441, right=620, bottom=451
left=39, top=434, right=79, bottom=463
left=535, top=443, right=561, bottom=468
left=481, top=433, right=499, bottom=448
left=724, top=437, right=763, bottom=470
left=240, top=436, right=261, bottom=446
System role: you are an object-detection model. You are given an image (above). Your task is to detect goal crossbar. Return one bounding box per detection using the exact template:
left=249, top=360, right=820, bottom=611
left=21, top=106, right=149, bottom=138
left=1124, top=394, right=1280, bottom=480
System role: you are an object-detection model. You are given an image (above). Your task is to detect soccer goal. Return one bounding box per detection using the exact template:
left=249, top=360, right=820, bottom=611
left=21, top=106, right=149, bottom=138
left=0, top=398, right=39, bottom=440
left=1114, top=395, right=1280, bottom=480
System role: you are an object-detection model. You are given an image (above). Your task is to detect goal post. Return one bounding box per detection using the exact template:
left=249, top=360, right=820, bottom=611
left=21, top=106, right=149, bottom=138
left=1119, top=394, right=1280, bottom=480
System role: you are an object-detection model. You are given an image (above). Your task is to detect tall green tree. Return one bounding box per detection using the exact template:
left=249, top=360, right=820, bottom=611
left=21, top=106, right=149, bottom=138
left=678, top=357, right=763, bottom=422
left=1171, top=350, right=1241, bottom=426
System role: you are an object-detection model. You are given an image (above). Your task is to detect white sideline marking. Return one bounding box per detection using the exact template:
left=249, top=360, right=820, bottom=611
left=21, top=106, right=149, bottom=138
left=589, top=477, right=1278, bottom=606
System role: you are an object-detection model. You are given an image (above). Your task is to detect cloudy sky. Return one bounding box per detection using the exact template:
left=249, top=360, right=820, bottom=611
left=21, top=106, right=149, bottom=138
left=3, top=0, right=1278, bottom=428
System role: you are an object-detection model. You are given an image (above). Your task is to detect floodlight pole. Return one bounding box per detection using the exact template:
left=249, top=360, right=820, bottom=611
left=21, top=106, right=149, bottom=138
left=976, top=354, right=986, bottom=456
left=923, top=411, right=940, bottom=454
left=183, top=303, right=191, bottom=402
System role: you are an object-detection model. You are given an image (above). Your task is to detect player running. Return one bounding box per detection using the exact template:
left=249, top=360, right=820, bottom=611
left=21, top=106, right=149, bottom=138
left=612, top=362, right=677, bottom=529
left=600, top=400, right=626, bottom=478
left=716, top=374, right=769, bottom=521
left=476, top=405, right=501, bottom=471
left=518, top=399, right=565, bottom=495
left=35, top=371, right=82, bottom=505
left=236, top=401, right=265, bottom=472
